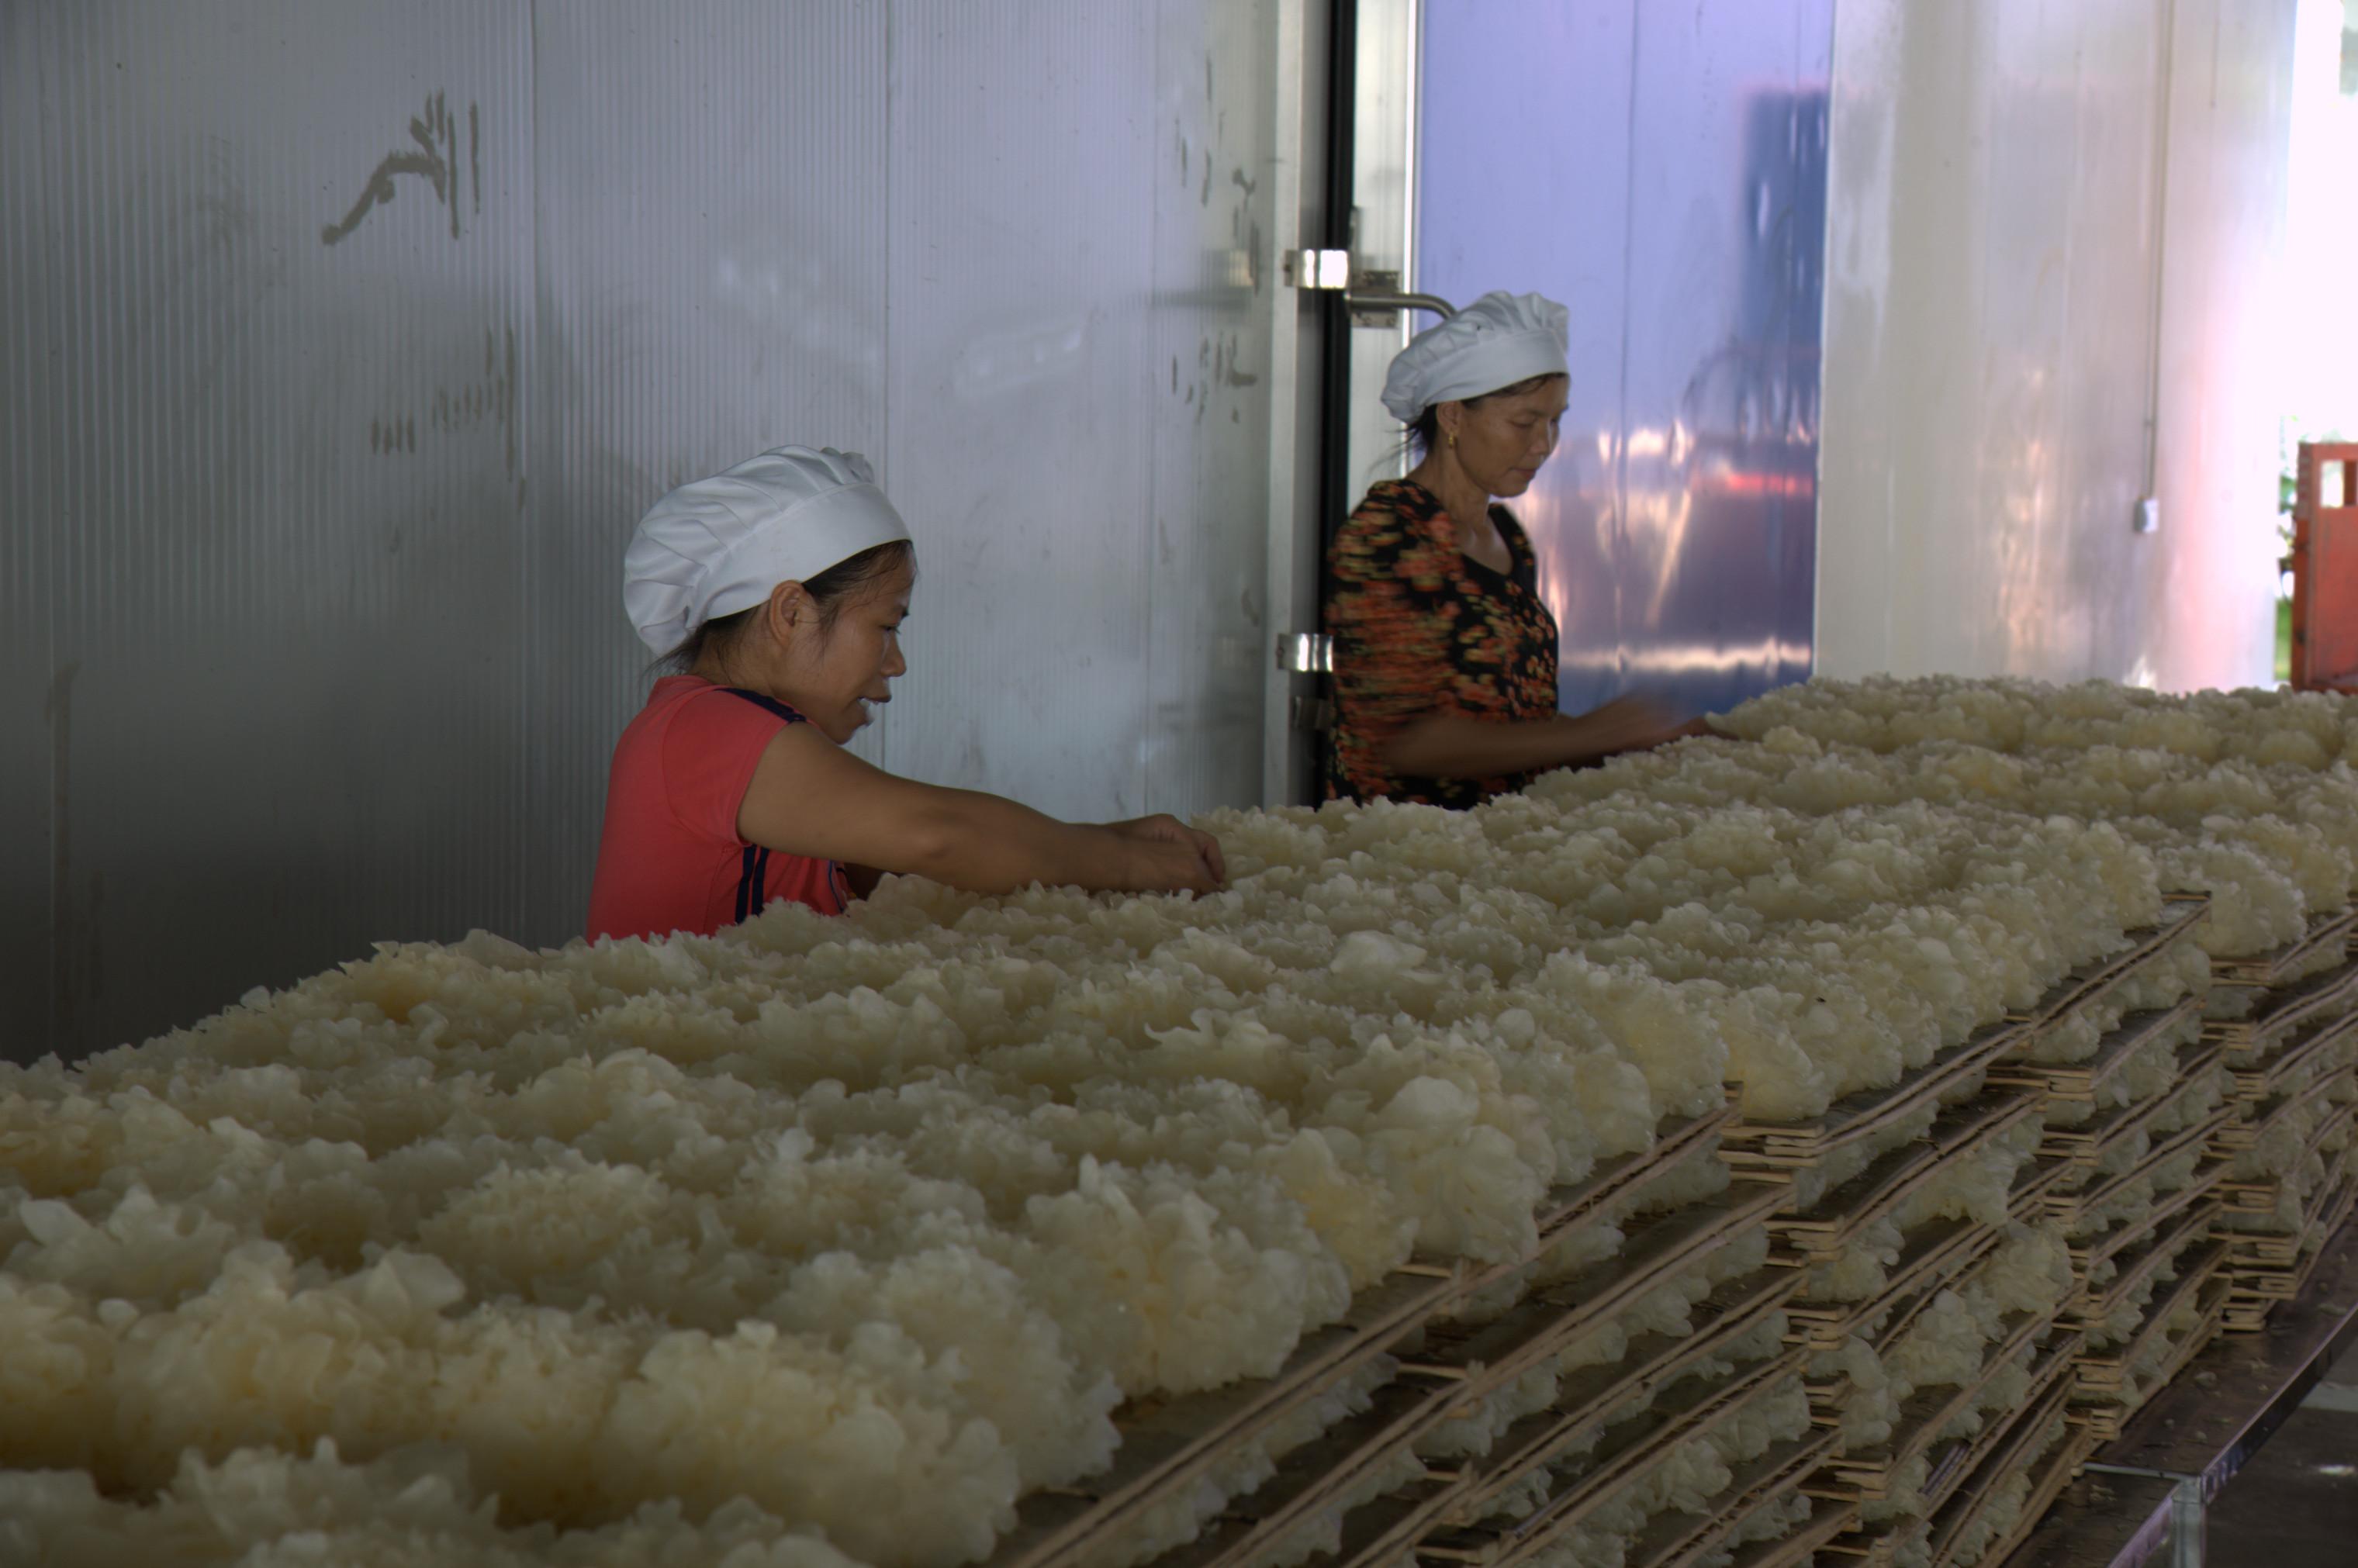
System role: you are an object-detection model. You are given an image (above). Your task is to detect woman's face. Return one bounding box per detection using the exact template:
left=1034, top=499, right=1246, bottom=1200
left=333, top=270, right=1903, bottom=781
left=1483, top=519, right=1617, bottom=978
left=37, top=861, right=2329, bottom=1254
left=781, top=558, right=914, bottom=744
left=1443, top=375, right=1568, bottom=499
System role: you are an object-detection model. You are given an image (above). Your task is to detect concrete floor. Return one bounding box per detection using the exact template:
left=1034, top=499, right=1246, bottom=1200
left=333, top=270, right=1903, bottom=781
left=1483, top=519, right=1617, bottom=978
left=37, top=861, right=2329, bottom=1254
left=2204, top=1341, right=2358, bottom=1565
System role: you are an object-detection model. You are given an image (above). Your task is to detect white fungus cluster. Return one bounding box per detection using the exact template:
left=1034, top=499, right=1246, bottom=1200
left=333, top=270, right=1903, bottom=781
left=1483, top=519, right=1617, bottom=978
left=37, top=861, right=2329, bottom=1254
left=1818, top=1222, right=2072, bottom=1452
left=4, top=675, right=2353, bottom=1566
left=1883, top=1410, right=2073, bottom=1568
left=1714, top=678, right=2358, bottom=957
left=2111, top=1293, right=2215, bottom=1409
left=1513, top=1369, right=1813, bottom=1568
left=0, top=1441, right=861, bottom=1568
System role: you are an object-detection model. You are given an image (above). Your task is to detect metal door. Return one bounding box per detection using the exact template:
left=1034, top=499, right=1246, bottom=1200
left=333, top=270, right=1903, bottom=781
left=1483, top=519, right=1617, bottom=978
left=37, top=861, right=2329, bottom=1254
left=1262, top=0, right=1832, bottom=809
left=1261, top=0, right=1432, bottom=806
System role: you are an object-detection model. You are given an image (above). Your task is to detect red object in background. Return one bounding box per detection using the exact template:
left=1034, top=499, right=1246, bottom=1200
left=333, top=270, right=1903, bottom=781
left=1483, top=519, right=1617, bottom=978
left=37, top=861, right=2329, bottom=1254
left=2292, top=442, right=2358, bottom=692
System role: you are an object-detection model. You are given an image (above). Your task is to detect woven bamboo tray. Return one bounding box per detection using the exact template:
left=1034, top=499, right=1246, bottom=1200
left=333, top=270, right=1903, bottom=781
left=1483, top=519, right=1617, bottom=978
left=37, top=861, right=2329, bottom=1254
left=1814, top=1342, right=2083, bottom=1568
left=2045, top=1106, right=2235, bottom=1231
left=2068, top=1276, right=2232, bottom=1442
left=2222, top=1176, right=2358, bottom=1331
left=1768, top=1093, right=2043, bottom=1263
left=2065, top=1155, right=2228, bottom=1280
left=1785, top=1221, right=1999, bottom=1358
left=2216, top=1095, right=2356, bottom=1215
left=1925, top=1374, right=2080, bottom=1566
left=2205, top=962, right=2358, bottom=1056
left=1724, top=1024, right=2023, bottom=1177
left=1829, top=1369, right=2080, bottom=1568
left=2037, top=1039, right=2227, bottom=1173
left=1816, top=1313, right=2077, bottom=1503
left=2220, top=1204, right=2332, bottom=1271
left=2062, top=1198, right=2220, bottom=1330
left=1271, top=1273, right=1795, bottom=1568
left=2071, top=1242, right=2229, bottom=1397
left=1784, top=1156, right=2071, bottom=1354
left=1926, top=1419, right=2093, bottom=1568
left=1914, top=1333, right=2080, bottom=1520
left=2220, top=1136, right=2356, bottom=1262
left=1146, top=1193, right=1790, bottom=1568
left=1619, top=1430, right=1842, bottom=1568
left=1800, top=1264, right=1953, bottom=1436
left=2212, top=908, right=2358, bottom=988
left=1427, top=1269, right=1800, bottom=1534
left=2211, top=1061, right=2355, bottom=1155
left=1723, top=1499, right=1861, bottom=1568
left=1414, top=1344, right=1808, bottom=1568
left=2007, top=896, right=2209, bottom=1030
left=980, top=1107, right=1739, bottom=1568
left=1802, top=1220, right=2057, bottom=1435
left=1993, top=996, right=2205, bottom=1107
left=2225, top=1010, right=2358, bottom=1105
left=1726, top=901, right=2206, bottom=1175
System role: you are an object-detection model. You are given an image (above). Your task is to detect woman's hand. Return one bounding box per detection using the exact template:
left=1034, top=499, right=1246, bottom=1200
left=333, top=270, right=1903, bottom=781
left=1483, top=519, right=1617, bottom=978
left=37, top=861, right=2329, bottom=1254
left=1380, top=692, right=1713, bottom=779
left=737, top=724, right=1229, bottom=897
left=1563, top=692, right=1689, bottom=755
left=1111, top=814, right=1228, bottom=891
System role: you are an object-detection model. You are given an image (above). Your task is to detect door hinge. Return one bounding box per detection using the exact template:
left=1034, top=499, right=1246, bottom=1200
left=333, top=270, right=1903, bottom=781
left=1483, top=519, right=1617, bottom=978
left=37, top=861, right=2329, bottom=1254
left=1275, top=632, right=1334, bottom=674
left=1281, top=248, right=1352, bottom=291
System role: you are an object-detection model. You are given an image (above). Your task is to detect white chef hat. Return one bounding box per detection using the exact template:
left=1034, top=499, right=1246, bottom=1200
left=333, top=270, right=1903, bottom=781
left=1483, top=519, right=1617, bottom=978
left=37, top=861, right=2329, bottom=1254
left=1380, top=290, right=1571, bottom=423
left=623, top=445, right=912, bottom=654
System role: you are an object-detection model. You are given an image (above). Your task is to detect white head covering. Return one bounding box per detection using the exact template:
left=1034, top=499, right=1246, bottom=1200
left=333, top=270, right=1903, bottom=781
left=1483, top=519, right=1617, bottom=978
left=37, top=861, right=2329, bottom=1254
left=1380, top=290, right=1571, bottom=423
left=623, top=445, right=912, bottom=654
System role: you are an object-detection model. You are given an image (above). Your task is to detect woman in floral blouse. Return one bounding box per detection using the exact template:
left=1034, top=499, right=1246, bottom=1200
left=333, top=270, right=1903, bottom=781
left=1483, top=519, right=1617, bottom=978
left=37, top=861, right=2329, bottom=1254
left=1324, top=292, right=1703, bottom=807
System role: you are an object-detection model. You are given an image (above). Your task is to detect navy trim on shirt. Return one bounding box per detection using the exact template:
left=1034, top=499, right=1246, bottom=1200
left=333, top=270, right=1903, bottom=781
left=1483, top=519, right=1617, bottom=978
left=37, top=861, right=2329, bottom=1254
left=733, top=844, right=759, bottom=922
left=721, top=687, right=816, bottom=920
left=721, top=686, right=807, bottom=725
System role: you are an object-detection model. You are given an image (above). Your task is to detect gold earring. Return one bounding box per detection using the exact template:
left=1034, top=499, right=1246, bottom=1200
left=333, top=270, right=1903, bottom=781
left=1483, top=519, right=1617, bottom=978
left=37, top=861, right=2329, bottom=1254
left=1447, top=430, right=1458, bottom=450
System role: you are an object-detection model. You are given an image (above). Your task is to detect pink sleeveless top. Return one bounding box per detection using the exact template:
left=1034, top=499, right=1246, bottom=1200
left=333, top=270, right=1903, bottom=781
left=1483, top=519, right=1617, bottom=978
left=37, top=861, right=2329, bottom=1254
left=586, top=677, right=850, bottom=941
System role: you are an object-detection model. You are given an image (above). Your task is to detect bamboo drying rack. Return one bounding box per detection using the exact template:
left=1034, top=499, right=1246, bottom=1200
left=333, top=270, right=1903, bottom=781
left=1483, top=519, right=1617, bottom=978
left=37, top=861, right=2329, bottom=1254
left=2211, top=908, right=2358, bottom=988
left=1727, top=900, right=2208, bottom=1175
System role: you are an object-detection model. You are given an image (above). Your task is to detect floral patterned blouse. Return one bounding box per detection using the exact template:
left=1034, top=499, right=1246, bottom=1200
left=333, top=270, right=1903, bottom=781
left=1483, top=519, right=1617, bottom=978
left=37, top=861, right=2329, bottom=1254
left=1322, top=478, right=1561, bottom=808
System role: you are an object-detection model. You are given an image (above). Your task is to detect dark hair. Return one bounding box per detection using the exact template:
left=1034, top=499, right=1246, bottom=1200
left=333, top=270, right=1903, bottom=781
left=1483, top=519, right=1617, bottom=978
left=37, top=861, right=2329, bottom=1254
left=660, top=539, right=916, bottom=674
left=1402, top=371, right=1568, bottom=458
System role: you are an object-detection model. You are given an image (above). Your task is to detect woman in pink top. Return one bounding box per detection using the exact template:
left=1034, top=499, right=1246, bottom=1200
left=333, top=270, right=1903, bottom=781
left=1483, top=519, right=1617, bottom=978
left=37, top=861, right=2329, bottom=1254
left=586, top=446, right=1223, bottom=942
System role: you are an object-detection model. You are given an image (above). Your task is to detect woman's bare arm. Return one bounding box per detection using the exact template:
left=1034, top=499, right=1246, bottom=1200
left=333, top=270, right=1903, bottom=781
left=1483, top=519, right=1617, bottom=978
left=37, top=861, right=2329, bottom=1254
left=735, top=725, right=1222, bottom=895
left=1381, top=693, right=1694, bottom=779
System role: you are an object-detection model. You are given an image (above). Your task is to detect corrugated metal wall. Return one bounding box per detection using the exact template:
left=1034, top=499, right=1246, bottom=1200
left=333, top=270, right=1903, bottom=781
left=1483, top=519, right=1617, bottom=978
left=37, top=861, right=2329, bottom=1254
left=2, top=2, right=540, bottom=1063
left=1412, top=0, right=1831, bottom=722
left=3, top=0, right=1296, bottom=1059
left=1814, top=0, right=2297, bottom=689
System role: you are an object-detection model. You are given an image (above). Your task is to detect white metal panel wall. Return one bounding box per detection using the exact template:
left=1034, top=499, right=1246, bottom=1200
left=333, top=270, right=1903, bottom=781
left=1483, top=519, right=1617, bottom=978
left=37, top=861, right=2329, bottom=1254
left=1143, top=0, right=1286, bottom=814
left=1816, top=0, right=2296, bottom=688
left=882, top=4, right=1158, bottom=817
left=880, top=1, right=1278, bottom=820
left=4, top=0, right=1299, bottom=1058
left=2, top=2, right=536, bottom=1061
left=2148, top=0, right=2302, bottom=691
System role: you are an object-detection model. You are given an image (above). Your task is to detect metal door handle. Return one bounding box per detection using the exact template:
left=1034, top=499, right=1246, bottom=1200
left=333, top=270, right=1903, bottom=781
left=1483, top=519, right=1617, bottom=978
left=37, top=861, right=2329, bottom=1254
left=1282, top=251, right=1455, bottom=323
